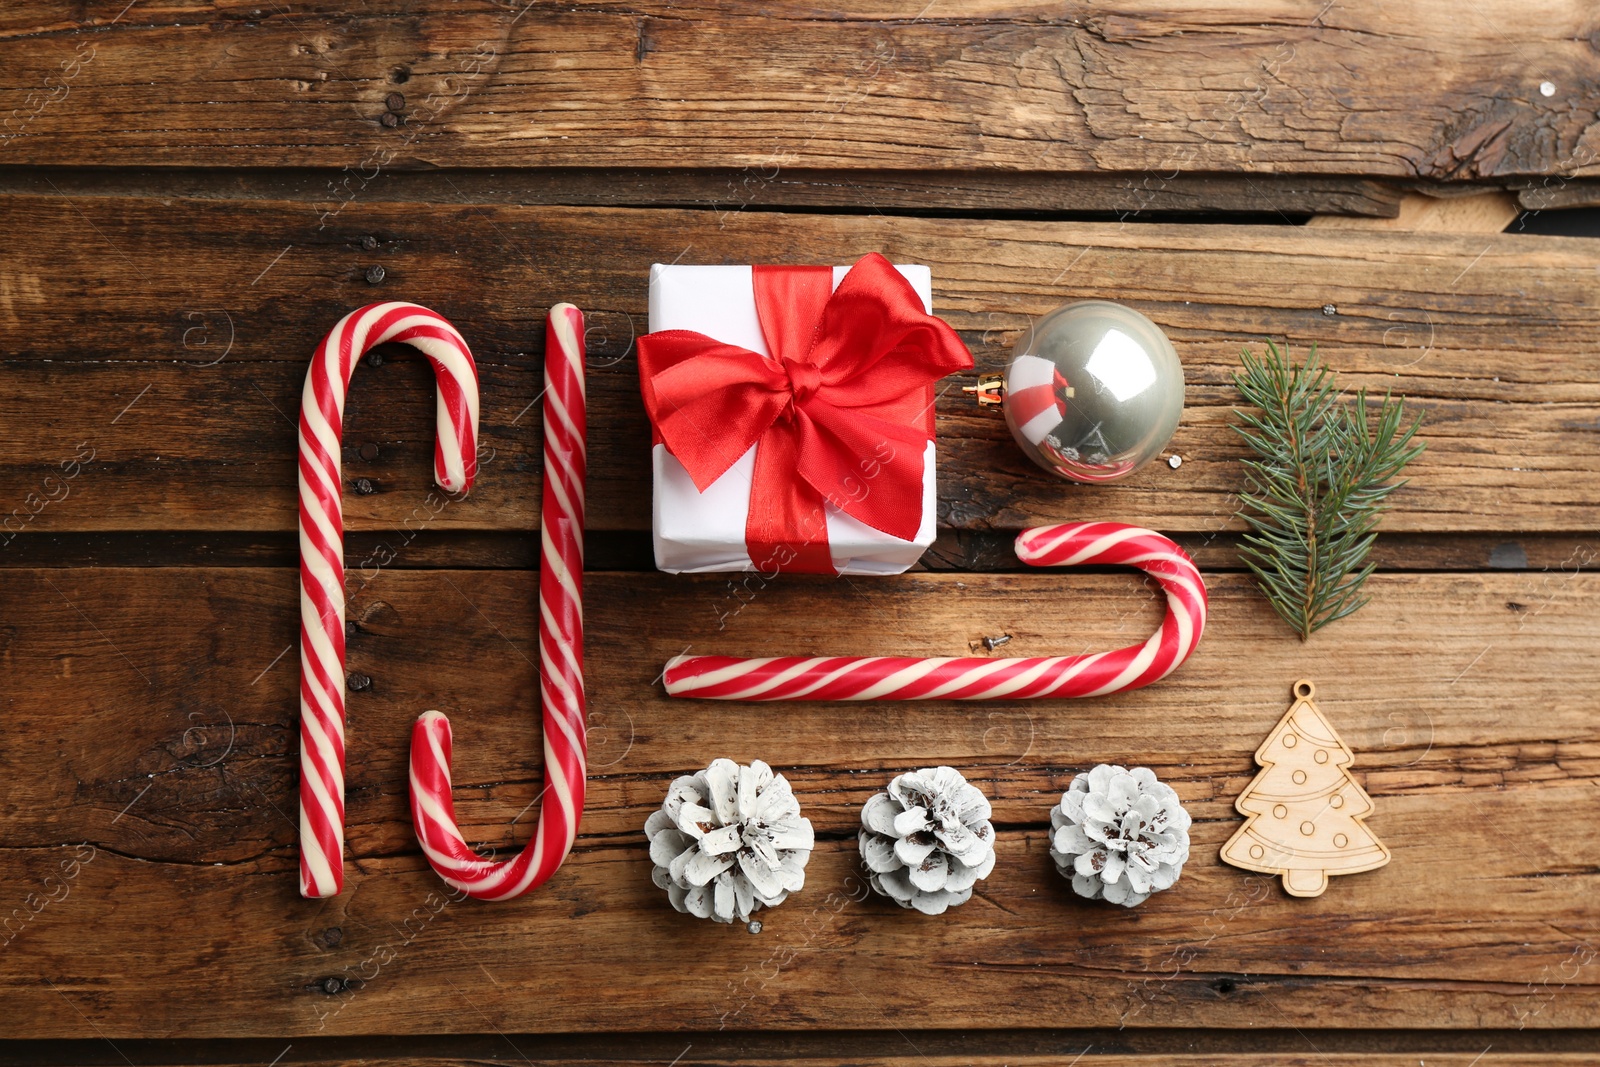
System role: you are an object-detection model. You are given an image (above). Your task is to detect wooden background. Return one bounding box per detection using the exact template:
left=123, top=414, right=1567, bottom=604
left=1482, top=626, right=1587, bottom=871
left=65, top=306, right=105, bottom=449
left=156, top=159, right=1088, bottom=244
left=2, top=1, right=1598, bottom=1063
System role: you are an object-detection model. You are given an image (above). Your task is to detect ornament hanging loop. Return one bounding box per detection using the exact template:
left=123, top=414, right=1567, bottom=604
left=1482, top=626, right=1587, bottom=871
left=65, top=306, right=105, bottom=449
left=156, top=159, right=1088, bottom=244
left=1294, top=679, right=1315, bottom=699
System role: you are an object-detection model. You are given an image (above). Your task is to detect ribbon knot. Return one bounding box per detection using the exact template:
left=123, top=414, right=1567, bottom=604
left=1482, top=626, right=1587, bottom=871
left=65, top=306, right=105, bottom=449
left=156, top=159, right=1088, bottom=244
left=638, top=253, right=974, bottom=574
left=782, top=356, right=821, bottom=405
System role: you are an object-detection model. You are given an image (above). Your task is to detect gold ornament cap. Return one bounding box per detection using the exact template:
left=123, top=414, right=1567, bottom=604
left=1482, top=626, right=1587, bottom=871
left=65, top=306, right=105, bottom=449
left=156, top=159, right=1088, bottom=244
left=962, top=373, right=1006, bottom=408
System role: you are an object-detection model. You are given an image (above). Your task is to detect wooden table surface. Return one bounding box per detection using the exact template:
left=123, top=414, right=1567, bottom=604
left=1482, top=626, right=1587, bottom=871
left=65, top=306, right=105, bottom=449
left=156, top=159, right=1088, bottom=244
left=2, top=2, right=1598, bottom=1063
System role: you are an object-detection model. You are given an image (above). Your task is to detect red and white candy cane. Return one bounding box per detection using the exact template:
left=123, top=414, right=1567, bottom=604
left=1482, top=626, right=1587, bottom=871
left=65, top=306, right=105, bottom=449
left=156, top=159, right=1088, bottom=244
left=408, top=304, right=588, bottom=900
left=663, top=522, right=1205, bottom=701
left=299, top=302, right=480, bottom=899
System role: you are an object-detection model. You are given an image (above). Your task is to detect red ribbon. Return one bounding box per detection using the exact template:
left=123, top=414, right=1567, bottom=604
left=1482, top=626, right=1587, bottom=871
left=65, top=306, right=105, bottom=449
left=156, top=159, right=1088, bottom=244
left=638, top=253, right=973, bottom=574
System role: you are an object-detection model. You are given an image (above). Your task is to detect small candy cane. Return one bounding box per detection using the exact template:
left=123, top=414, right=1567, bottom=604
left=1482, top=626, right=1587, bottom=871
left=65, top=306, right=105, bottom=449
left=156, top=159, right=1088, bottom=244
left=299, top=302, right=480, bottom=899
left=662, top=522, right=1205, bottom=701
left=408, top=304, right=588, bottom=900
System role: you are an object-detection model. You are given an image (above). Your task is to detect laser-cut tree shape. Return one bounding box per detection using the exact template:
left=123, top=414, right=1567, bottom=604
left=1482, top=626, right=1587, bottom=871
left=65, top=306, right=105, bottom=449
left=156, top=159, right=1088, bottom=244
left=1221, top=680, right=1390, bottom=897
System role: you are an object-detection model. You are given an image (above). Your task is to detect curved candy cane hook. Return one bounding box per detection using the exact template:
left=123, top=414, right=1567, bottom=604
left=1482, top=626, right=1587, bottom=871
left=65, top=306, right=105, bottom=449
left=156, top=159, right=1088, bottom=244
left=662, top=522, right=1206, bottom=701
left=407, top=305, right=588, bottom=900
left=299, top=302, right=480, bottom=899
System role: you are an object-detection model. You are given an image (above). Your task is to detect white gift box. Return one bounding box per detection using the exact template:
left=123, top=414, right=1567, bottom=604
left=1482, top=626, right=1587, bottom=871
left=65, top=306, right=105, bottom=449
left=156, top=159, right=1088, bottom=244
left=647, top=263, right=938, bottom=575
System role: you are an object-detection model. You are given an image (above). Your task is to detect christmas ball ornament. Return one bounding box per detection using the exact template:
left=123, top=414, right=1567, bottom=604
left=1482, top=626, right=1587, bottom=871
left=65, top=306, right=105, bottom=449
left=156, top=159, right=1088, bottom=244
left=975, top=301, right=1183, bottom=483
left=644, top=758, right=814, bottom=924
left=1049, top=764, right=1190, bottom=907
left=858, top=766, right=995, bottom=915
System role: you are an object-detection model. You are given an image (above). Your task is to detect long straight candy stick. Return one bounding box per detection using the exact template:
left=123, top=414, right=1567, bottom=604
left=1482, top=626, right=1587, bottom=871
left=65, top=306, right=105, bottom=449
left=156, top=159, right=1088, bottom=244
left=662, top=523, right=1206, bottom=701
left=408, top=304, right=588, bottom=900
left=299, top=302, right=480, bottom=899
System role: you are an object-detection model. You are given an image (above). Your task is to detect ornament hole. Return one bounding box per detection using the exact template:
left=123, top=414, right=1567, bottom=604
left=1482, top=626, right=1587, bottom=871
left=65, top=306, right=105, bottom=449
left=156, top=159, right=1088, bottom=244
left=1294, top=680, right=1314, bottom=699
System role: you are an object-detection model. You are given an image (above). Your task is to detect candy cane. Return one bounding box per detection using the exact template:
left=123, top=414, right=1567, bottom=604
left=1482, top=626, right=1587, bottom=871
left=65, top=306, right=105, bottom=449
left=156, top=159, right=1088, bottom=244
left=407, top=304, right=588, bottom=900
left=662, top=522, right=1205, bottom=701
left=299, top=302, right=480, bottom=899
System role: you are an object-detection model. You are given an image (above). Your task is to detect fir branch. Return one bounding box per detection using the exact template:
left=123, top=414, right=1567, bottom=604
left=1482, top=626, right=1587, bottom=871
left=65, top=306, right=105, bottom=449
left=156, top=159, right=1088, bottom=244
left=1232, top=342, right=1425, bottom=640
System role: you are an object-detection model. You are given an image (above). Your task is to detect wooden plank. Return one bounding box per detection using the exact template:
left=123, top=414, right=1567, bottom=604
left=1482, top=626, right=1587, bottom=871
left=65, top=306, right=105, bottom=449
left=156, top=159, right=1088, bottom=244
left=0, top=197, right=1596, bottom=535
left=1308, top=191, right=1520, bottom=233
left=1519, top=178, right=1600, bottom=211
left=0, top=166, right=1415, bottom=218
left=4, top=529, right=1593, bottom=574
left=16, top=1027, right=1600, bottom=1061
left=0, top=3, right=1596, bottom=177
left=11, top=568, right=1596, bottom=852
left=2, top=567, right=1595, bottom=1036
left=922, top=531, right=1599, bottom=575
left=32, top=1056, right=1600, bottom=1066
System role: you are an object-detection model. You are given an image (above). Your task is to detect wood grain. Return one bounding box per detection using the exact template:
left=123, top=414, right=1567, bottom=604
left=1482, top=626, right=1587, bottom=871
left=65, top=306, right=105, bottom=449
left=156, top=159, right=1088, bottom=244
left=0, top=197, right=1595, bottom=536
left=4, top=529, right=1593, bottom=575
left=29, top=1056, right=1600, bottom=1067
left=1, top=566, right=1595, bottom=1036
left=1519, top=177, right=1600, bottom=211
left=0, top=3, right=1596, bottom=178
left=0, top=166, right=1417, bottom=218
left=15, top=1029, right=1600, bottom=1061
left=1308, top=191, right=1520, bottom=233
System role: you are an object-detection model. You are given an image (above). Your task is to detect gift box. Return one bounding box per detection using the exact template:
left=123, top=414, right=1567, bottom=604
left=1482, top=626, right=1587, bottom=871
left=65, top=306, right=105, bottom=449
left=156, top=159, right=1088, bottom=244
left=638, top=254, right=973, bottom=575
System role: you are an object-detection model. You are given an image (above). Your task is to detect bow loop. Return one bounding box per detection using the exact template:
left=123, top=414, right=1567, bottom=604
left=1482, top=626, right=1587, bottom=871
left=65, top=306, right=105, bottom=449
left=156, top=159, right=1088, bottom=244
left=638, top=254, right=973, bottom=573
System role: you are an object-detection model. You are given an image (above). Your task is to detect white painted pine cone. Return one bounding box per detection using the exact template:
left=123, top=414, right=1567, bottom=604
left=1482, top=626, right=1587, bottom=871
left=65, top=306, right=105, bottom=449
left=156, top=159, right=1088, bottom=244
left=1049, top=764, right=1190, bottom=908
left=858, top=766, right=995, bottom=915
left=644, top=758, right=814, bottom=924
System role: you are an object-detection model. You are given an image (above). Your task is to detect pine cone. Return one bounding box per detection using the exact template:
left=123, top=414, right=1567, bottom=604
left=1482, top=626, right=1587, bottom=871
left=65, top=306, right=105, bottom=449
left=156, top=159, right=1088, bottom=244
left=858, top=766, right=995, bottom=915
left=644, top=758, right=814, bottom=924
left=1049, top=764, right=1190, bottom=907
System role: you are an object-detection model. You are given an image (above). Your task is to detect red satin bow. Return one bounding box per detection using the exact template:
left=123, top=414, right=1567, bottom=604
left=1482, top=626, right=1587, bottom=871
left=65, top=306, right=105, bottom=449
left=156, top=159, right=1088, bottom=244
left=638, top=253, right=973, bottom=574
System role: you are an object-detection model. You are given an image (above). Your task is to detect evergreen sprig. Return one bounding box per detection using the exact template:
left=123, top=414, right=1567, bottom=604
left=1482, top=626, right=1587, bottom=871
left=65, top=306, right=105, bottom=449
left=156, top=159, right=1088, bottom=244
left=1232, top=342, right=1425, bottom=640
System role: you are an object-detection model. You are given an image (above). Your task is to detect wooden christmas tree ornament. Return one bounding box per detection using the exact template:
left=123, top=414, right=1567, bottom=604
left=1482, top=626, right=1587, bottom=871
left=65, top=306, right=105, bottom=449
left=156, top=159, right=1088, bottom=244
left=1220, top=680, right=1390, bottom=897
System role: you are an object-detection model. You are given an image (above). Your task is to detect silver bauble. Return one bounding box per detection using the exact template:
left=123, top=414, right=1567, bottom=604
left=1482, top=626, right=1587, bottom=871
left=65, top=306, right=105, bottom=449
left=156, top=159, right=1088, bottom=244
left=1002, top=301, right=1183, bottom=483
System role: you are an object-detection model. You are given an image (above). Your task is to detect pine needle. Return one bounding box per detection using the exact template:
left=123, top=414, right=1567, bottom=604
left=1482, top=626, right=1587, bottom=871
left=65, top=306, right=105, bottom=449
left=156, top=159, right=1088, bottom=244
left=1232, top=342, right=1425, bottom=640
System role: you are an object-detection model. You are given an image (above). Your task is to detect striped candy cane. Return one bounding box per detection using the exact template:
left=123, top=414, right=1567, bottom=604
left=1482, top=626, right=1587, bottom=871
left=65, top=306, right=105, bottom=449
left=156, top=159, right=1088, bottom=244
left=408, top=304, right=588, bottom=900
left=299, top=302, right=480, bottom=899
left=662, top=522, right=1205, bottom=701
